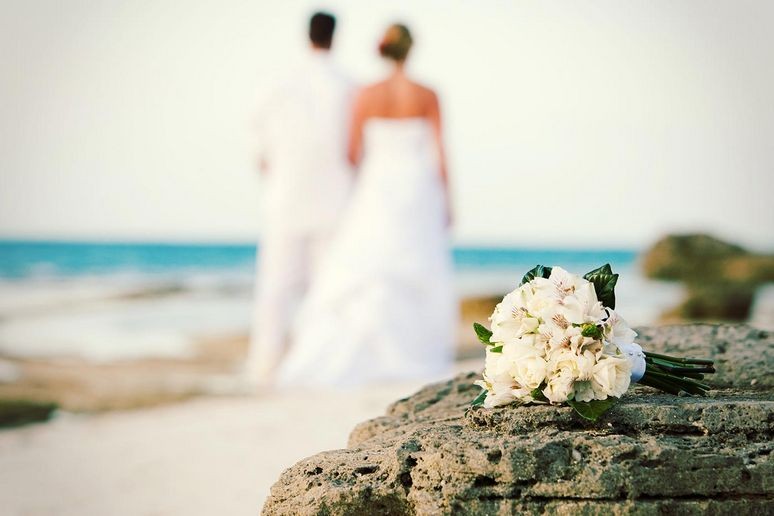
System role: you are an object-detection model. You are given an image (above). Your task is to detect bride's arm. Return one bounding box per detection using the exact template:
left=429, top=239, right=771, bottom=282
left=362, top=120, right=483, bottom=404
left=347, top=90, right=367, bottom=167
left=427, top=92, right=453, bottom=226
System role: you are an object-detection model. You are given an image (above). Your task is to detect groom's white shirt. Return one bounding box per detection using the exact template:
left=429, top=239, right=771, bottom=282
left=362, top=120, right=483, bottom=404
left=248, top=50, right=354, bottom=381
left=256, top=50, right=354, bottom=232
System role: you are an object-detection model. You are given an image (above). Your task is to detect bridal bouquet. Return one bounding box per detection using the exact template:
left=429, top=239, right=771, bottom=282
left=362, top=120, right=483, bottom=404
left=471, top=264, right=715, bottom=421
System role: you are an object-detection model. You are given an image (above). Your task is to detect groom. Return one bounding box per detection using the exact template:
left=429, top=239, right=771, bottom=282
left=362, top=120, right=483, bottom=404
left=246, top=12, right=354, bottom=384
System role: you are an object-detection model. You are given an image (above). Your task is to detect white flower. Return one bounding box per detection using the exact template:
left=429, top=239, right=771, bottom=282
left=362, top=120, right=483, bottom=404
left=503, top=342, right=547, bottom=390
left=483, top=346, right=511, bottom=377
left=572, top=380, right=599, bottom=402
left=477, top=266, right=638, bottom=409
left=573, top=349, right=598, bottom=381
left=543, top=368, right=575, bottom=403
left=542, top=348, right=581, bottom=403
left=474, top=372, right=516, bottom=408
left=475, top=367, right=534, bottom=408
left=591, top=355, right=631, bottom=399
left=604, top=310, right=637, bottom=350
left=572, top=282, right=606, bottom=321
left=537, top=267, right=584, bottom=299
left=524, top=283, right=557, bottom=318
left=490, top=286, right=540, bottom=342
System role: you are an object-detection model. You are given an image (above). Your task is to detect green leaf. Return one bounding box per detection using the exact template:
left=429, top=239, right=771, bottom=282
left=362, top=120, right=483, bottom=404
left=580, top=323, right=603, bottom=340
left=583, top=264, right=618, bottom=309
left=471, top=390, right=487, bottom=407
left=489, top=345, right=503, bottom=353
left=567, top=397, right=619, bottom=422
left=473, top=322, right=493, bottom=346
left=530, top=387, right=549, bottom=403
left=584, top=264, right=613, bottom=276
left=520, top=264, right=553, bottom=286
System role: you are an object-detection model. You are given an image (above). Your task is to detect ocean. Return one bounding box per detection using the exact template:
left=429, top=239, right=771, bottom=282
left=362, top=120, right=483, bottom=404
left=0, top=240, right=684, bottom=362
left=0, top=240, right=637, bottom=280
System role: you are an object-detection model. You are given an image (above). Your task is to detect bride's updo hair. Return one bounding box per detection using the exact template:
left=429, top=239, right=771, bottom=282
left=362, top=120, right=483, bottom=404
left=379, top=24, right=413, bottom=62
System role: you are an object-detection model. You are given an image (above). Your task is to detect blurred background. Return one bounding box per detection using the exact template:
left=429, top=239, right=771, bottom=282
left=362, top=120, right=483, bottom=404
left=1, top=1, right=772, bottom=515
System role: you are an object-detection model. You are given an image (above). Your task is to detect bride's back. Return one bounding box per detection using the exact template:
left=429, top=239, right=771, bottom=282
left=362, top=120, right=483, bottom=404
left=348, top=74, right=443, bottom=167
left=346, top=22, right=449, bottom=220
left=357, top=76, right=437, bottom=120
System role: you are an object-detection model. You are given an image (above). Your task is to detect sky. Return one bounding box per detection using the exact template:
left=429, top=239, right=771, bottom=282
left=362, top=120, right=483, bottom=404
left=1, top=0, right=773, bottom=249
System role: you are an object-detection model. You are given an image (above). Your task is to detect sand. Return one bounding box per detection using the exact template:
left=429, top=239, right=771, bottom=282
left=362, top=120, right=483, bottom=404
left=0, top=368, right=478, bottom=516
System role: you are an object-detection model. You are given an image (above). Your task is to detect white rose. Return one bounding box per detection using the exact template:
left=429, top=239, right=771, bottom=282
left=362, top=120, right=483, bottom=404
left=546, top=347, right=579, bottom=373
left=484, top=347, right=511, bottom=377
left=542, top=348, right=582, bottom=403
left=591, top=355, right=631, bottom=399
left=543, top=368, right=575, bottom=403
left=572, top=380, right=599, bottom=402
left=525, top=284, right=556, bottom=318
left=504, top=343, right=548, bottom=390
left=573, top=349, right=598, bottom=381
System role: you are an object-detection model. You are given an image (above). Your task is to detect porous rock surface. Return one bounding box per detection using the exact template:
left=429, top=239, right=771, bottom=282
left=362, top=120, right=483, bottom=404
left=263, top=325, right=774, bottom=515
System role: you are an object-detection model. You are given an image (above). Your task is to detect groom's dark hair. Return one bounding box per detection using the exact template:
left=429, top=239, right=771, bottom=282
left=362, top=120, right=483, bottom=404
left=309, top=12, right=336, bottom=49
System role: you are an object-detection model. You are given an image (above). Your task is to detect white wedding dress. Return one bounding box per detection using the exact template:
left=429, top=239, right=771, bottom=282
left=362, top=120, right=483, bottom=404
left=276, top=118, right=456, bottom=387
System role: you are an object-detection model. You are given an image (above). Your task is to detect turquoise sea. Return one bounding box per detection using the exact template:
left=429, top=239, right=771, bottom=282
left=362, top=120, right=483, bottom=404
left=0, top=240, right=637, bottom=280
left=1, top=240, right=686, bottom=362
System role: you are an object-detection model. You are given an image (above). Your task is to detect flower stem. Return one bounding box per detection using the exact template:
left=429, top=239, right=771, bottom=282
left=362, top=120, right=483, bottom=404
left=644, top=352, right=714, bottom=366
left=640, top=352, right=715, bottom=396
left=645, top=368, right=711, bottom=395
left=640, top=373, right=682, bottom=395
left=646, top=357, right=715, bottom=375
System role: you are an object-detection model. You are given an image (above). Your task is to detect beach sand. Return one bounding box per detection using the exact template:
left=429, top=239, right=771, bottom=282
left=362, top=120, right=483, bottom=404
left=0, top=358, right=481, bottom=516
left=0, top=295, right=489, bottom=516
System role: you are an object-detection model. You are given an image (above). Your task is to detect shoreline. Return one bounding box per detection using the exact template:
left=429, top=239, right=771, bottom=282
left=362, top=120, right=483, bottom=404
left=1, top=281, right=773, bottom=416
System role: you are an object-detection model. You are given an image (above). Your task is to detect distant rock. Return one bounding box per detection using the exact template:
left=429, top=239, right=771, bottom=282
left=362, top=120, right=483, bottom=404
left=262, top=324, right=773, bottom=515
left=0, top=399, right=57, bottom=428
left=642, top=234, right=774, bottom=321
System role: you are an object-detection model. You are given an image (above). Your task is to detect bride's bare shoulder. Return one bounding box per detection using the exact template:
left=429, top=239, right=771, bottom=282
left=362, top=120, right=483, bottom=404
left=355, top=80, right=390, bottom=98
left=355, top=80, right=437, bottom=108
left=409, top=80, right=437, bottom=99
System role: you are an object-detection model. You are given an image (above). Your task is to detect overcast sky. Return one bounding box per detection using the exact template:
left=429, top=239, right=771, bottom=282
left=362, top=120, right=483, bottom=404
left=1, top=0, right=772, bottom=249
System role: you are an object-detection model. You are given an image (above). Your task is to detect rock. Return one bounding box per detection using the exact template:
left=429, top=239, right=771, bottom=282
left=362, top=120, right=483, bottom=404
left=263, top=325, right=774, bottom=515
left=642, top=234, right=749, bottom=281
left=641, top=234, right=774, bottom=322
left=0, top=399, right=57, bottom=428
left=634, top=324, right=773, bottom=389
left=676, top=283, right=757, bottom=321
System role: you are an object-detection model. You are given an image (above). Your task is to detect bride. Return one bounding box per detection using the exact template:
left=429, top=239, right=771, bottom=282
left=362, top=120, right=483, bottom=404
left=276, top=24, right=456, bottom=386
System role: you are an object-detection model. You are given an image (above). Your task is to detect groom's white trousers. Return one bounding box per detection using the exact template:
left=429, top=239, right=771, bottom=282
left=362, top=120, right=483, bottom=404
left=246, top=227, right=331, bottom=380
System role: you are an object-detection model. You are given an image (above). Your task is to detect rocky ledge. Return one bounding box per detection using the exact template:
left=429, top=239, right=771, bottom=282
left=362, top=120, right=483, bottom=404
left=263, top=325, right=773, bottom=515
